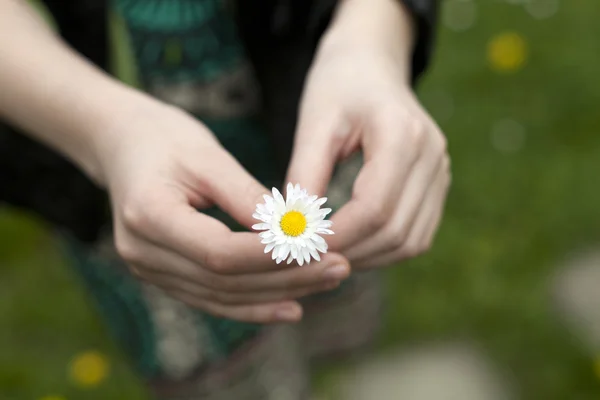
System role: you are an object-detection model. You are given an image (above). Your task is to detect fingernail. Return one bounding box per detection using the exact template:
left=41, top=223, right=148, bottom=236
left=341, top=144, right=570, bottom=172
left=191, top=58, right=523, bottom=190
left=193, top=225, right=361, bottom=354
left=275, top=305, right=301, bottom=322
left=322, top=264, right=349, bottom=280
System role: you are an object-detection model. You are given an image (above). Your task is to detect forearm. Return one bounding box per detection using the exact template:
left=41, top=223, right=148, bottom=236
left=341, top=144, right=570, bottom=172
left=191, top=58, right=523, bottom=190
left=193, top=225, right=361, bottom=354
left=320, top=0, right=415, bottom=79
left=0, top=0, right=151, bottom=183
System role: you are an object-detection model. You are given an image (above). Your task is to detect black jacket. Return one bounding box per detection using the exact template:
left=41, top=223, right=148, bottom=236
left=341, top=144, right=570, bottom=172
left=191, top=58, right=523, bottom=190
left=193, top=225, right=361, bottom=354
left=0, top=0, right=438, bottom=243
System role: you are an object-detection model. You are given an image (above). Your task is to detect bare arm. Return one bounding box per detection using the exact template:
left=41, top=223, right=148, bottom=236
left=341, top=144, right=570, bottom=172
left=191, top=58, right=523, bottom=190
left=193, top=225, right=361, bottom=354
left=0, top=0, right=150, bottom=183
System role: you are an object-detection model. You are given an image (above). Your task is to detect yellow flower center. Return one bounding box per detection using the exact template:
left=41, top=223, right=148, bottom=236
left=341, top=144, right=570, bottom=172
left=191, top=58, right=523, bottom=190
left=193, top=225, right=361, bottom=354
left=280, top=211, right=307, bottom=237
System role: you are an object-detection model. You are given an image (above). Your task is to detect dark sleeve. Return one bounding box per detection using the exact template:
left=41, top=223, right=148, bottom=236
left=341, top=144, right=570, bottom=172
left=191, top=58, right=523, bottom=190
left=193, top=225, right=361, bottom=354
left=308, top=0, right=439, bottom=83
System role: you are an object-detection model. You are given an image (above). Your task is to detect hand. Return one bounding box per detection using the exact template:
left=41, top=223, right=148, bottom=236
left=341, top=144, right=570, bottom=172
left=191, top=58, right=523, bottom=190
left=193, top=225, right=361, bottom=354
left=286, top=0, right=450, bottom=269
left=92, top=99, right=350, bottom=323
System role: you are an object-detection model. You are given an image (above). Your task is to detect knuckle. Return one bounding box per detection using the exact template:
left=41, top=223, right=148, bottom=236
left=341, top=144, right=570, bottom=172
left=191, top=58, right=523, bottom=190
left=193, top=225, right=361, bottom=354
left=433, top=134, right=448, bottom=159
left=376, top=107, right=428, bottom=154
left=443, top=154, right=451, bottom=172
left=202, top=247, right=221, bottom=271
left=204, top=248, right=230, bottom=274
left=405, top=118, right=428, bottom=149
left=390, top=228, right=410, bottom=250
left=365, top=203, right=389, bottom=231
left=115, top=238, right=142, bottom=264
left=121, top=197, right=151, bottom=232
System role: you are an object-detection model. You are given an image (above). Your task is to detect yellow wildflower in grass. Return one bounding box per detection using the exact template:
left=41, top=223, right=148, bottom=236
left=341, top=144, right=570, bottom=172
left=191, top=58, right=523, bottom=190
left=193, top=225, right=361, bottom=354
left=487, top=32, right=528, bottom=73
left=594, top=356, right=600, bottom=380
left=68, top=350, right=110, bottom=388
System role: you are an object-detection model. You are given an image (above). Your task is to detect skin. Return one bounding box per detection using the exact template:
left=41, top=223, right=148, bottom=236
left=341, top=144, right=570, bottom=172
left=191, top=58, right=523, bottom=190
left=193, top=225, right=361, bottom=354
left=287, top=0, right=451, bottom=270
left=0, top=0, right=449, bottom=323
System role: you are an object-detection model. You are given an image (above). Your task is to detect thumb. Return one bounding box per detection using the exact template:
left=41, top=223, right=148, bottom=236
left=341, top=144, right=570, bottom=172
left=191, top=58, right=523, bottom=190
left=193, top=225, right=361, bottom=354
left=285, top=116, right=347, bottom=197
left=203, top=148, right=271, bottom=230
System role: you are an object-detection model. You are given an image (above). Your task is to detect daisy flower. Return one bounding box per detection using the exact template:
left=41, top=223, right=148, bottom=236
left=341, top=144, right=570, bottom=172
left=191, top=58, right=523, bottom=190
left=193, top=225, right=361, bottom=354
left=252, top=183, right=334, bottom=265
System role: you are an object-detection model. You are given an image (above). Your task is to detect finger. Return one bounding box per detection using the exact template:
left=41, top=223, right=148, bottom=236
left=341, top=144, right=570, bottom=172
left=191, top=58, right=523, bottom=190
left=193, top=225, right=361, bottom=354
left=419, top=166, right=451, bottom=247
left=352, top=163, right=450, bottom=270
left=123, top=191, right=291, bottom=273
left=285, top=113, right=347, bottom=196
left=328, top=116, right=423, bottom=252
left=124, top=235, right=351, bottom=288
left=199, top=149, right=272, bottom=229
left=168, top=291, right=304, bottom=323
left=141, top=271, right=341, bottom=305
left=345, top=133, right=446, bottom=261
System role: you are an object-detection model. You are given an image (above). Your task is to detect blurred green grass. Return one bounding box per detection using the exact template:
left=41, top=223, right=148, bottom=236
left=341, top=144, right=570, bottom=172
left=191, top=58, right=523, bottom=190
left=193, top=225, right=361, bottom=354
left=2, top=0, right=600, bottom=399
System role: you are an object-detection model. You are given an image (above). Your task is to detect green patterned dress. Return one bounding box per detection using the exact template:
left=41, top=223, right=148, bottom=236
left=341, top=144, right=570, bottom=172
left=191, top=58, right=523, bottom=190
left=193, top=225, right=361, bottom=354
left=63, top=1, right=382, bottom=398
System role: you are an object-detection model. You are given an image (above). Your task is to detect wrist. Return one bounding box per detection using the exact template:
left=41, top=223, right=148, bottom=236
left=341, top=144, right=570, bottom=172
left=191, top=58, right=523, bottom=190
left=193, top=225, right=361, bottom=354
left=56, top=73, right=161, bottom=186
left=319, top=0, right=415, bottom=78
left=76, top=81, right=167, bottom=187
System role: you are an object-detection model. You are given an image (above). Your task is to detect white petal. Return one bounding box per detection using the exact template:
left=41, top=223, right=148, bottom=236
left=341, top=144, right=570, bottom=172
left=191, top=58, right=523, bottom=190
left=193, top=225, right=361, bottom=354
left=297, top=202, right=310, bottom=214
left=306, top=213, right=323, bottom=223
left=319, top=208, right=332, bottom=218
left=318, top=220, right=333, bottom=229
left=302, top=247, right=311, bottom=264
left=291, top=198, right=303, bottom=210
left=261, top=236, right=276, bottom=244
left=291, top=244, right=298, bottom=260
left=265, top=197, right=275, bottom=213
left=252, top=223, right=270, bottom=231
left=309, top=247, right=320, bottom=262
left=259, top=231, right=274, bottom=239
left=317, top=228, right=334, bottom=235
left=263, top=194, right=274, bottom=207
left=287, top=254, right=294, bottom=264
left=315, top=197, right=327, bottom=207
left=313, top=239, right=327, bottom=253
left=272, top=187, right=285, bottom=204
left=253, top=213, right=271, bottom=223
left=275, top=200, right=286, bottom=214
left=279, top=243, right=290, bottom=261
left=312, top=234, right=326, bottom=244
left=272, top=245, right=280, bottom=260
left=297, top=254, right=304, bottom=266
left=286, top=182, right=295, bottom=205
left=264, top=242, right=276, bottom=253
